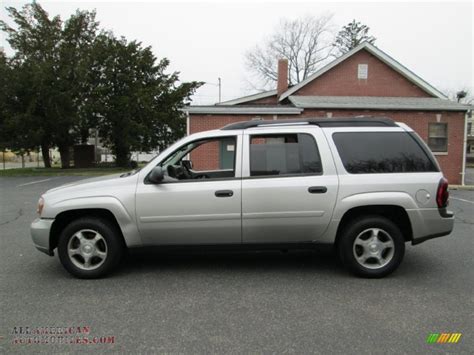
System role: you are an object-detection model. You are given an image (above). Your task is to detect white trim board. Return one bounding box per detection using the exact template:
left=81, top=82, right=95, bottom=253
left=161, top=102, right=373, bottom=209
left=184, top=106, right=302, bottom=115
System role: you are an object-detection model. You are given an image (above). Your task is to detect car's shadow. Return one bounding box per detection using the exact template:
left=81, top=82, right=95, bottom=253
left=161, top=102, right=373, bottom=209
left=38, top=245, right=440, bottom=280
left=114, top=246, right=348, bottom=277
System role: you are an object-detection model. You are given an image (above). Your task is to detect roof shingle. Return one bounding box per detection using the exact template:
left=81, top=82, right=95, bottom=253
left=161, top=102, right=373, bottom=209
left=288, top=96, right=470, bottom=111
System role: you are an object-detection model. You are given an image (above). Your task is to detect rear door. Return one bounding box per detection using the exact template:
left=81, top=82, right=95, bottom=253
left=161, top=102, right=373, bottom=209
left=241, top=127, right=339, bottom=244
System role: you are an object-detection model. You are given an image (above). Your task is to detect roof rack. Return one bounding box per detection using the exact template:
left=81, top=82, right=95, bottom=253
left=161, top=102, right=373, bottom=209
left=221, top=117, right=397, bottom=130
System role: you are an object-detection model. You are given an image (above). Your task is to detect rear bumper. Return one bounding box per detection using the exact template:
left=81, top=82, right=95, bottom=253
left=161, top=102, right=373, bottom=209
left=30, top=218, right=54, bottom=256
left=406, top=208, right=454, bottom=245
left=411, top=231, right=452, bottom=245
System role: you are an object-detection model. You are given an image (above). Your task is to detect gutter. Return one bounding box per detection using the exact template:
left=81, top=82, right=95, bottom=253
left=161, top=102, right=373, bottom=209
left=461, top=109, right=470, bottom=185
left=289, top=104, right=470, bottom=112
left=183, top=106, right=303, bottom=115
left=186, top=110, right=190, bottom=136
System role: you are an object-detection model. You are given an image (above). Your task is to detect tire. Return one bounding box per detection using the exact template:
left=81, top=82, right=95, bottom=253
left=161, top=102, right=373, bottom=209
left=58, top=217, right=124, bottom=279
left=337, top=215, right=405, bottom=278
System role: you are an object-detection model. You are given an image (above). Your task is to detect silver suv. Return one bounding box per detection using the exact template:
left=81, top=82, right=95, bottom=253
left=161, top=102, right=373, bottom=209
left=31, top=118, right=454, bottom=278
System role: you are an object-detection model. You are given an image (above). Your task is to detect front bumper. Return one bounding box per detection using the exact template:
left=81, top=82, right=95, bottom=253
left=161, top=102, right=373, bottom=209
left=406, top=208, right=454, bottom=245
left=30, top=218, right=54, bottom=256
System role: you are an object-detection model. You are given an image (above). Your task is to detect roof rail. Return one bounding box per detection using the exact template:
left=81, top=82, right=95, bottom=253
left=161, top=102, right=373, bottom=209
left=221, top=117, right=397, bottom=130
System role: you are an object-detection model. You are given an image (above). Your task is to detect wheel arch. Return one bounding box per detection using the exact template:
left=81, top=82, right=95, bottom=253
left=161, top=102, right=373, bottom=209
left=50, top=209, right=126, bottom=252
left=334, top=205, right=413, bottom=247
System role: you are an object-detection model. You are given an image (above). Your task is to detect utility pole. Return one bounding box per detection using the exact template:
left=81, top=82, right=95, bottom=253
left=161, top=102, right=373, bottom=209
left=95, top=128, right=99, bottom=164
left=204, top=79, right=222, bottom=104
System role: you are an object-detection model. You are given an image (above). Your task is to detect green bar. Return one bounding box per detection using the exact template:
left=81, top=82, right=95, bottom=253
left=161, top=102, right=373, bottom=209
left=426, top=333, right=439, bottom=344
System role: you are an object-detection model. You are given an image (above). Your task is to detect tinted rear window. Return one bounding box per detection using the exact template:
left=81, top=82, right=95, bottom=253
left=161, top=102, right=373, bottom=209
left=250, top=133, right=322, bottom=176
left=333, top=132, right=438, bottom=174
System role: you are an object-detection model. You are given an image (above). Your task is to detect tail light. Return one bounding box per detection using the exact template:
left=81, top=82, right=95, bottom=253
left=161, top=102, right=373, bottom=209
left=436, top=177, right=449, bottom=208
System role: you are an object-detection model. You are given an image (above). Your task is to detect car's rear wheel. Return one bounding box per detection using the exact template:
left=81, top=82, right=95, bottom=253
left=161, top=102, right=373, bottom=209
left=58, top=217, right=124, bottom=279
left=338, top=216, right=405, bottom=278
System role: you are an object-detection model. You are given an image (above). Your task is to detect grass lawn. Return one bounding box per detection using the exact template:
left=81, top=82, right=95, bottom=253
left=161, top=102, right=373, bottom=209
left=0, top=167, right=130, bottom=177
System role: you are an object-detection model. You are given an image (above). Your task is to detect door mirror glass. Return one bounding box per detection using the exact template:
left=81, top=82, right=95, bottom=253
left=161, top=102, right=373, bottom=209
left=149, top=166, right=165, bottom=183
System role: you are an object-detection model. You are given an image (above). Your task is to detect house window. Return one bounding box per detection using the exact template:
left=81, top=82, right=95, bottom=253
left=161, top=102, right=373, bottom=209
left=358, top=64, right=368, bottom=79
left=428, top=123, right=448, bottom=152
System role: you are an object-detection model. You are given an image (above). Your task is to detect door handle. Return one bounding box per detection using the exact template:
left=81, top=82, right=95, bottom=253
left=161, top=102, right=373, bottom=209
left=215, top=190, right=234, bottom=197
left=308, top=186, right=327, bottom=194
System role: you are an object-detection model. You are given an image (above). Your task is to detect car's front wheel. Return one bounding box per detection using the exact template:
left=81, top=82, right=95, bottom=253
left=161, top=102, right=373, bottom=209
left=338, top=216, right=405, bottom=278
left=58, top=217, right=124, bottom=279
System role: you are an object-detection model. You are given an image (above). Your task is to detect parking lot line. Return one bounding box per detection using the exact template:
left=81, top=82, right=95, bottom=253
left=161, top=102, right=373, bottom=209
left=451, top=197, right=474, bottom=204
left=16, top=178, right=55, bottom=187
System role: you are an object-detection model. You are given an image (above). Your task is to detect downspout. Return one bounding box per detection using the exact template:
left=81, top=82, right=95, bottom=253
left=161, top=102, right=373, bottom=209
left=461, top=109, right=468, bottom=186
left=186, top=110, right=190, bottom=136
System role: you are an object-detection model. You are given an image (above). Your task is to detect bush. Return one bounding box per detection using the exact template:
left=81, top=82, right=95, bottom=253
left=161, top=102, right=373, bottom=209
left=95, top=162, right=117, bottom=168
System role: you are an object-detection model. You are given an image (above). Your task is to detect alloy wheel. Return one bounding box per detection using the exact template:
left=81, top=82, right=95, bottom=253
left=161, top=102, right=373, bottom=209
left=352, top=228, right=395, bottom=269
left=67, top=229, right=108, bottom=271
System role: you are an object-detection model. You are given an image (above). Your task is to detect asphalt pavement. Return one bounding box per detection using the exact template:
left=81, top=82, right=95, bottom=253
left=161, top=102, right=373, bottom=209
left=0, top=176, right=473, bottom=354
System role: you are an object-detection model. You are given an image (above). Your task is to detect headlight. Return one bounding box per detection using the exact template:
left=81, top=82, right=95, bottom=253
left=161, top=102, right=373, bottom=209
left=37, top=197, right=44, bottom=216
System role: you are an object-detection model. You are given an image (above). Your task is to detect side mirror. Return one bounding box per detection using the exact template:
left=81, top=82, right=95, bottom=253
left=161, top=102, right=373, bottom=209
left=149, top=166, right=165, bottom=184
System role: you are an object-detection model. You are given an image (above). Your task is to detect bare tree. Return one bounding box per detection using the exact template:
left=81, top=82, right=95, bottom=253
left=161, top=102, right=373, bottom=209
left=245, top=14, right=335, bottom=90
left=443, top=88, right=473, bottom=103
left=456, top=90, right=468, bottom=102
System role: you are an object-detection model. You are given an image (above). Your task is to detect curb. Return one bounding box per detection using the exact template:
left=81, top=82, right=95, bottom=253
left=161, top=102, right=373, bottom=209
left=449, top=185, right=474, bottom=191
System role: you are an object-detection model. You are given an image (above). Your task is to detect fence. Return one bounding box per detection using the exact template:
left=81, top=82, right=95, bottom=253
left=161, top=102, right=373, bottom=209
left=1, top=148, right=159, bottom=169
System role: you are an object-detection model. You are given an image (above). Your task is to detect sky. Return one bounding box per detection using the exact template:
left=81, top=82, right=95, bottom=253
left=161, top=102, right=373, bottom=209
left=1, top=0, right=473, bottom=104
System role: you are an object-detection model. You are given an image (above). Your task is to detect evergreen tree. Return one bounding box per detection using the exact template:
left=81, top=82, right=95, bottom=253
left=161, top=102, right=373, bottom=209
left=87, top=33, right=202, bottom=167
left=1, top=2, right=200, bottom=168
left=333, top=19, right=376, bottom=55
left=0, top=2, right=98, bottom=167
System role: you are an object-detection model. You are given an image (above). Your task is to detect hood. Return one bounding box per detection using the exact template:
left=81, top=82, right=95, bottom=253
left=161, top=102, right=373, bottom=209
left=45, top=173, right=123, bottom=194
left=38, top=171, right=140, bottom=220
left=45, top=173, right=128, bottom=196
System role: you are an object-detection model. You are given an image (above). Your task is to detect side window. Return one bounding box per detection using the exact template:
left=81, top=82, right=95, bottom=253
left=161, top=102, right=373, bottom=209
left=428, top=123, right=448, bottom=152
left=249, top=133, right=322, bottom=177
left=190, top=137, right=236, bottom=172
left=159, top=136, right=236, bottom=181
left=333, top=132, right=439, bottom=174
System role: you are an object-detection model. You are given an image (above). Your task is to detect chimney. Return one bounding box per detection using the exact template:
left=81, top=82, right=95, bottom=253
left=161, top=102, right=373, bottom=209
left=277, top=58, right=288, bottom=98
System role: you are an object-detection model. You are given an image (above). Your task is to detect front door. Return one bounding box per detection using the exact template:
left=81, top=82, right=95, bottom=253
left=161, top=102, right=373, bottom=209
left=135, top=134, right=243, bottom=245
left=220, top=138, right=236, bottom=169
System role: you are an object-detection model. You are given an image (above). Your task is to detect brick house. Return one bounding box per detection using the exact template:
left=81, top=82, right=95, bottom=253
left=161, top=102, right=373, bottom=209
left=185, top=42, right=471, bottom=184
